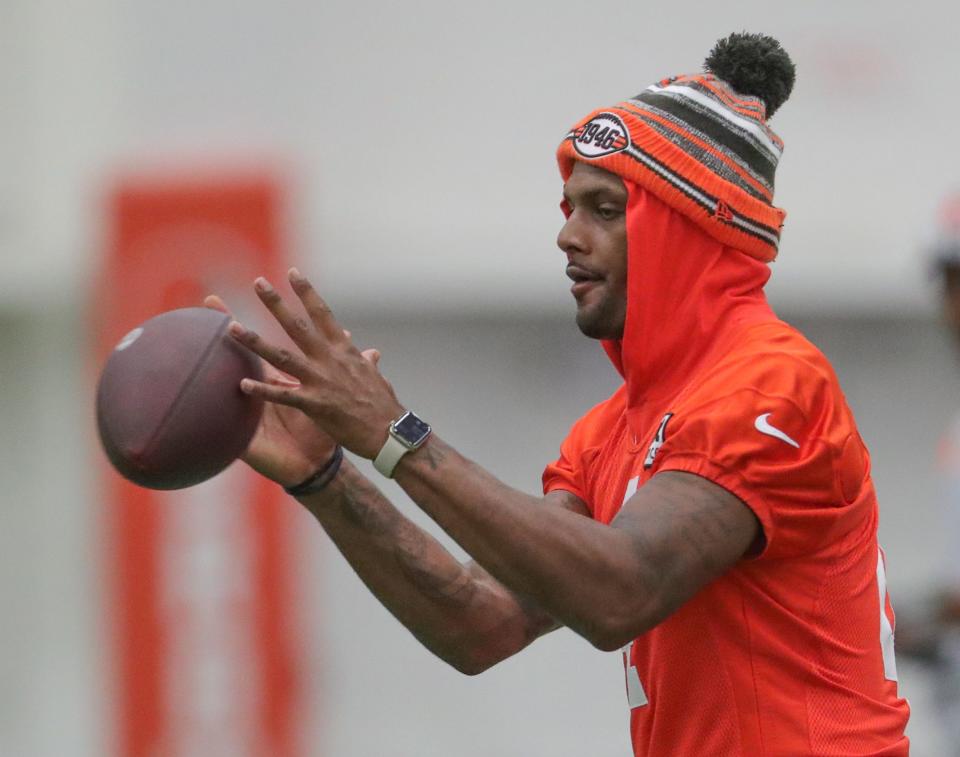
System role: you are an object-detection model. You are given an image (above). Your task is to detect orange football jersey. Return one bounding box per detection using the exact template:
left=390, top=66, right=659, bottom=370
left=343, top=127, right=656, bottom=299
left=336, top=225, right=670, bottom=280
left=544, top=320, right=910, bottom=756
left=544, top=173, right=910, bottom=755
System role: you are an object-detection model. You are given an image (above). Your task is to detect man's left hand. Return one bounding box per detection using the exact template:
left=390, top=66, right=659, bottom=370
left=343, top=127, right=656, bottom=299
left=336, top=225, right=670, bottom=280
left=227, top=268, right=405, bottom=459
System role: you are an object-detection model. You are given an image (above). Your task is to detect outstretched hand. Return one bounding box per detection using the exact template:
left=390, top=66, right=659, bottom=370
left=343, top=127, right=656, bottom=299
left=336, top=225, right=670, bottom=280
left=223, top=268, right=404, bottom=462
left=204, top=293, right=335, bottom=486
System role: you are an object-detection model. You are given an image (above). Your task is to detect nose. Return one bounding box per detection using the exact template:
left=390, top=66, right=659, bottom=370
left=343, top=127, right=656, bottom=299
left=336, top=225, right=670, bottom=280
left=557, top=213, right=587, bottom=256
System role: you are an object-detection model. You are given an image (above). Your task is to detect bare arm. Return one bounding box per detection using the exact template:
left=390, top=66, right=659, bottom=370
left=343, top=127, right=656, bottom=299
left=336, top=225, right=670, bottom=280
left=207, top=286, right=575, bottom=675
left=298, top=457, right=589, bottom=674
left=230, top=271, right=760, bottom=655
left=394, top=438, right=759, bottom=651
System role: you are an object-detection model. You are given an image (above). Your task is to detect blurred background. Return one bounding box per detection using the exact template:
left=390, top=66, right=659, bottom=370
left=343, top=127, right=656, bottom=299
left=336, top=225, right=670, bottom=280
left=3, top=0, right=960, bottom=755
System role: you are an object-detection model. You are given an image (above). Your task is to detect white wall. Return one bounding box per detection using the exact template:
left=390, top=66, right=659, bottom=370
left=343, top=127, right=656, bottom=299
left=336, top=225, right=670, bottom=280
left=3, top=0, right=960, bottom=315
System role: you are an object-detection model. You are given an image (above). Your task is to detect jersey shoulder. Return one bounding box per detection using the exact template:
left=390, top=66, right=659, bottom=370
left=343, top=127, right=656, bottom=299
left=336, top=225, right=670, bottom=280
left=655, top=321, right=871, bottom=558
left=682, top=320, right=843, bottom=423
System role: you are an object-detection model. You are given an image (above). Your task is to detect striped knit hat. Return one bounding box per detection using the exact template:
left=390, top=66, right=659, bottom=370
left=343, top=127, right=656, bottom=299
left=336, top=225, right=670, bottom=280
left=557, top=32, right=796, bottom=262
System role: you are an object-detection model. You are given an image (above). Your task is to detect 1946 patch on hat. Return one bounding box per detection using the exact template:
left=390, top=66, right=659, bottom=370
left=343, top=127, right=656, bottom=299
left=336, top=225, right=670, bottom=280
left=572, top=112, right=630, bottom=158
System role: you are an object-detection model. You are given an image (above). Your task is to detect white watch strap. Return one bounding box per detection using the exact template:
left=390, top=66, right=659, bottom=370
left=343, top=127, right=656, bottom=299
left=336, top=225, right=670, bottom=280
left=373, top=433, right=410, bottom=478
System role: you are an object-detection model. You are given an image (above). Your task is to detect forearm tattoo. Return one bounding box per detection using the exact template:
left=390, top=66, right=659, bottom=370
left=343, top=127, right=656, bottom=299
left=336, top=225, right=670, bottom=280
left=335, top=476, right=400, bottom=536
left=326, top=467, right=477, bottom=608
left=416, top=441, right=447, bottom=472
left=393, top=527, right=478, bottom=608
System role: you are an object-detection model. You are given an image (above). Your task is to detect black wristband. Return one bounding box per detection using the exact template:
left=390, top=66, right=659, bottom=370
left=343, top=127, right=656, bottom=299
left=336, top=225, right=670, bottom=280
left=283, top=446, right=344, bottom=497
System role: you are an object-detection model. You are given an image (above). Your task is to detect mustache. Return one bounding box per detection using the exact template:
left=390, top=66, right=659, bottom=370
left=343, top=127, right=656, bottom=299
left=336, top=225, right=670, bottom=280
left=566, top=263, right=604, bottom=282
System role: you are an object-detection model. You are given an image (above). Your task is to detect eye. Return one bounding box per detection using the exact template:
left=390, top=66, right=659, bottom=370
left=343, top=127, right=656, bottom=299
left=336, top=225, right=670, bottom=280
left=597, top=205, right=622, bottom=221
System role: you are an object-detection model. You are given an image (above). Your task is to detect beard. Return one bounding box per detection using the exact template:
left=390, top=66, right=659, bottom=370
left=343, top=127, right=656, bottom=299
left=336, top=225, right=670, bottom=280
left=575, top=293, right=626, bottom=340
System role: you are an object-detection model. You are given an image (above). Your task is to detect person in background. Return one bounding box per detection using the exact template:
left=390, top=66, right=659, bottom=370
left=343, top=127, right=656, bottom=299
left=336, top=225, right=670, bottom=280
left=898, top=192, right=960, bottom=754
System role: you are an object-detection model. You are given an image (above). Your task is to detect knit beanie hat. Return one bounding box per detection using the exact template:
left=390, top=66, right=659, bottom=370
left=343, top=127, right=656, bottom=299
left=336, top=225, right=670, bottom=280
left=557, top=32, right=795, bottom=262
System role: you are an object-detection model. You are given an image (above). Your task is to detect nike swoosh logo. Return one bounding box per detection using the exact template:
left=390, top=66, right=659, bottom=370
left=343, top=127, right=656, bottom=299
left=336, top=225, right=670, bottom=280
left=754, top=413, right=800, bottom=448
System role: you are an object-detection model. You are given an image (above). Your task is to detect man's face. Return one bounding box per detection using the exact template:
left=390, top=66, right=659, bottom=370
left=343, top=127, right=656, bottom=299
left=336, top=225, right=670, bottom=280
left=557, top=162, right=629, bottom=340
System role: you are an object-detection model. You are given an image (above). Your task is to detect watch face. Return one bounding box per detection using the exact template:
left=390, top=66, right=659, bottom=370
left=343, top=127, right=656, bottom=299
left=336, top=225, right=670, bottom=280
left=393, top=411, right=432, bottom=447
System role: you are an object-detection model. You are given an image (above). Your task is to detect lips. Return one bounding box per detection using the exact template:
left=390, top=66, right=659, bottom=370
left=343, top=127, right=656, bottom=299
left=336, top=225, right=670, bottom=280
left=566, top=263, right=603, bottom=297
left=566, top=263, right=602, bottom=284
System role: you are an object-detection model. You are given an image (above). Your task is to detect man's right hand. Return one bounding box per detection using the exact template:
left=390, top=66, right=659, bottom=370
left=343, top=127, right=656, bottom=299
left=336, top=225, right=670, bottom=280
left=204, top=294, right=381, bottom=488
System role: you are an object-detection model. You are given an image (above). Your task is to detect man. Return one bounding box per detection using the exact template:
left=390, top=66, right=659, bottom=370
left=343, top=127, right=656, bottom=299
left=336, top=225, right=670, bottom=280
left=210, top=32, right=910, bottom=756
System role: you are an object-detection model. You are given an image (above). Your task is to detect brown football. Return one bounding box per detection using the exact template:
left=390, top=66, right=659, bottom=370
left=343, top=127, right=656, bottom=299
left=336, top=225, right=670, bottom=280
left=96, top=307, right=264, bottom=489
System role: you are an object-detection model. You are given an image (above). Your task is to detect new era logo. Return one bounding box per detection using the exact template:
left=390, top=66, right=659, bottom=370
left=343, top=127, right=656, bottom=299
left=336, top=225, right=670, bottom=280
left=714, top=200, right=733, bottom=223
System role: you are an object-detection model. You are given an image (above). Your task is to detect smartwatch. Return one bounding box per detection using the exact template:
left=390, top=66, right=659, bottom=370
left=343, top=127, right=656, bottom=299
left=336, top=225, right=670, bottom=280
left=372, top=410, right=432, bottom=478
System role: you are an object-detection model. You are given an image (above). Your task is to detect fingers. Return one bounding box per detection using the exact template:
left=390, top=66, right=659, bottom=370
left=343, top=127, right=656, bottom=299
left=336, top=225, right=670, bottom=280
left=228, top=321, right=312, bottom=381
left=253, top=277, right=322, bottom=356
left=204, top=294, right=231, bottom=316
left=288, top=268, right=344, bottom=341
left=239, top=377, right=308, bottom=409
left=266, top=373, right=300, bottom=387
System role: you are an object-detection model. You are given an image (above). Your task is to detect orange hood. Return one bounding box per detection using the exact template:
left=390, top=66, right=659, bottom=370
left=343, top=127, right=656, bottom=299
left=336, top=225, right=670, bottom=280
left=606, top=181, right=777, bottom=440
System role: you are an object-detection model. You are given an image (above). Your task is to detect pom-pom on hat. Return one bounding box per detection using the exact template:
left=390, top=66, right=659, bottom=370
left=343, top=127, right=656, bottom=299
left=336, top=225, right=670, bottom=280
left=557, top=32, right=796, bottom=262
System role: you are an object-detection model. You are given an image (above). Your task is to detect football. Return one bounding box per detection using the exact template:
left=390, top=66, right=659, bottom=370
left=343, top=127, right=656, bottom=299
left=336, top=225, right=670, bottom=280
left=96, top=307, right=264, bottom=489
